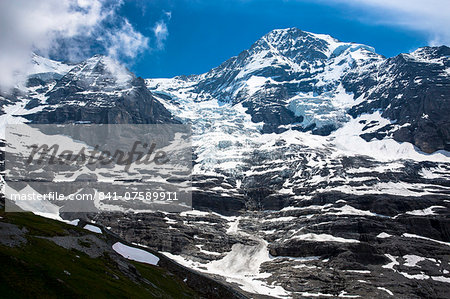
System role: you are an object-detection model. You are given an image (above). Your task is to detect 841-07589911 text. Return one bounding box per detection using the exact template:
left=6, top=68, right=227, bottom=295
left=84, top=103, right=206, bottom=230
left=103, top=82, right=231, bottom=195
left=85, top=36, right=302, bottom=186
left=98, top=191, right=179, bottom=201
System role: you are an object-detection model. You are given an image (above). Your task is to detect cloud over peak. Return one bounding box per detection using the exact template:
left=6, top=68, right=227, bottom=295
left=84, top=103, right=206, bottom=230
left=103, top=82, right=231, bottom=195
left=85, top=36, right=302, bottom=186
left=0, top=0, right=148, bottom=91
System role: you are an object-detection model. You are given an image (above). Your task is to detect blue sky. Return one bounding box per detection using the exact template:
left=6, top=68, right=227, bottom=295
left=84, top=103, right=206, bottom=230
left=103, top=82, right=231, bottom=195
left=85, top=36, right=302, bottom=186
left=119, top=0, right=445, bottom=78
left=0, top=0, right=448, bottom=90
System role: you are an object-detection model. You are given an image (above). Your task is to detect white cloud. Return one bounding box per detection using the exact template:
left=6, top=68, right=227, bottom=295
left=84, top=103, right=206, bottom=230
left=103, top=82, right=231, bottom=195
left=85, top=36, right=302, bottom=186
left=0, top=0, right=149, bottom=91
left=153, top=20, right=169, bottom=50
left=102, top=20, right=149, bottom=60
left=323, top=0, right=450, bottom=45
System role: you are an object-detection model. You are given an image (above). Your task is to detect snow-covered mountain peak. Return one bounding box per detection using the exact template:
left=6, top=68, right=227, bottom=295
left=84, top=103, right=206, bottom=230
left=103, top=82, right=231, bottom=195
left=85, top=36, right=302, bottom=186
left=65, top=55, right=134, bottom=88
left=149, top=28, right=386, bottom=136
left=28, top=53, right=73, bottom=79
left=251, top=28, right=332, bottom=62
left=0, top=53, right=175, bottom=130
left=148, top=28, right=449, bottom=153
left=195, top=28, right=382, bottom=95
left=404, top=45, right=450, bottom=65
left=19, top=54, right=135, bottom=92
left=250, top=27, right=378, bottom=62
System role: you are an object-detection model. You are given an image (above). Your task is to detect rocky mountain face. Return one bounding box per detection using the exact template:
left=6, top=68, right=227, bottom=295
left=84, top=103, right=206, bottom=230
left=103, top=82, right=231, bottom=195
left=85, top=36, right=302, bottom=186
left=1, top=28, right=450, bottom=298
left=0, top=54, right=178, bottom=127
left=346, top=46, right=450, bottom=153
left=141, top=28, right=450, bottom=298
left=151, top=28, right=449, bottom=152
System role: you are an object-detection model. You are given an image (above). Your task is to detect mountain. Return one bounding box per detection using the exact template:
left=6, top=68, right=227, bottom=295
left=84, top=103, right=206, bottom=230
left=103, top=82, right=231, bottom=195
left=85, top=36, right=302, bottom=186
left=149, top=28, right=450, bottom=152
left=346, top=46, right=450, bottom=153
left=1, top=28, right=450, bottom=298
left=143, top=28, right=450, bottom=298
left=0, top=54, right=177, bottom=129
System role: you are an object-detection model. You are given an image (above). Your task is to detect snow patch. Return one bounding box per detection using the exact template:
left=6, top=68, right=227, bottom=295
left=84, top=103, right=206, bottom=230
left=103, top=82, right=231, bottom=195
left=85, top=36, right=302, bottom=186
left=293, top=233, right=360, bottom=243
left=402, top=233, right=450, bottom=247
left=332, top=111, right=450, bottom=163
left=406, top=206, right=445, bottom=216
left=377, top=287, right=393, bottom=296
left=376, top=232, right=392, bottom=239
left=112, top=242, right=159, bottom=266
left=66, top=219, right=80, bottom=226
left=245, top=76, right=269, bottom=96
left=84, top=224, right=102, bottom=234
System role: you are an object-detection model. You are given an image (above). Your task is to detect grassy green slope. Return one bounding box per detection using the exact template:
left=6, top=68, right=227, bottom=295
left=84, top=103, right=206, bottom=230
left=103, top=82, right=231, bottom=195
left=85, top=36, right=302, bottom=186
left=0, top=211, right=200, bottom=299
